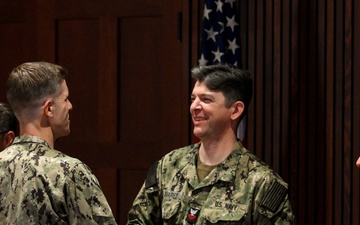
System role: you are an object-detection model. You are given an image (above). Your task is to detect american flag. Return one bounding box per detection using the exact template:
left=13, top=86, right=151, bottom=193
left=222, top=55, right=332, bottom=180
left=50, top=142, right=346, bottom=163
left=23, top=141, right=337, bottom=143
left=198, top=0, right=246, bottom=142
left=198, top=0, right=241, bottom=66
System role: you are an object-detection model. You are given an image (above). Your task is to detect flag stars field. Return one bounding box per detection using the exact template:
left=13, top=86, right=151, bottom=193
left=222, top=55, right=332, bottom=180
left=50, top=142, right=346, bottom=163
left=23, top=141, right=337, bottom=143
left=199, top=0, right=241, bottom=66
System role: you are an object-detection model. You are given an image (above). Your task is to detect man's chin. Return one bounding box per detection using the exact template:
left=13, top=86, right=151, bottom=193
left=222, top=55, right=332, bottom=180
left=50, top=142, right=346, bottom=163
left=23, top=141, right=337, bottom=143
left=193, top=130, right=204, bottom=139
left=55, top=130, right=70, bottom=140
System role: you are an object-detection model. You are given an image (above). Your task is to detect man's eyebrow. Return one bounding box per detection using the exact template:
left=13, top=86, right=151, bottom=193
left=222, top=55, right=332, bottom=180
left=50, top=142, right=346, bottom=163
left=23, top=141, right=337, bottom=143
left=199, top=93, right=214, bottom=97
left=191, top=93, right=215, bottom=99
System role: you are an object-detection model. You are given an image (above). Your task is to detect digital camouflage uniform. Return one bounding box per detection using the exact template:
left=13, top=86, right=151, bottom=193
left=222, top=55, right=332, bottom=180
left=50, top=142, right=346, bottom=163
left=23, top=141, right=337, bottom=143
left=0, top=135, right=117, bottom=225
left=127, top=141, right=294, bottom=225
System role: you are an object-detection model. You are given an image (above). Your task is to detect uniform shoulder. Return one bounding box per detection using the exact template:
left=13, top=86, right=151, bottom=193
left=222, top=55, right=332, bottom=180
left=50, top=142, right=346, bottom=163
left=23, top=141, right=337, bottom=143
left=53, top=153, right=92, bottom=172
left=160, top=143, right=198, bottom=165
left=234, top=145, right=288, bottom=186
left=246, top=156, right=288, bottom=187
left=144, top=144, right=198, bottom=190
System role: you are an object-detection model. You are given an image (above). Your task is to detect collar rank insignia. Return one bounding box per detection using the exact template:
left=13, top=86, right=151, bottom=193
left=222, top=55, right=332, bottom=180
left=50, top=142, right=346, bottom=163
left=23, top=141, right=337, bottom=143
left=186, top=208, right=200, bottom=224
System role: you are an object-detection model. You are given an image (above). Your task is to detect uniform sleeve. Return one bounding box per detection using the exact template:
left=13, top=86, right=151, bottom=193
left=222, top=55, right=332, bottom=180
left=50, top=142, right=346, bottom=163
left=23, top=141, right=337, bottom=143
left=252, top=172, right=294, bottom=225
left=127, top=161, right=162, bottom=225
left=66, top=163, right=117, bottom=225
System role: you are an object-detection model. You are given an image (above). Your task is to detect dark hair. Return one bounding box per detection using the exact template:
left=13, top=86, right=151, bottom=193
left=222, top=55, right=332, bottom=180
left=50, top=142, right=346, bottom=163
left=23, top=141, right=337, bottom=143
left=6, top=62, right=68, bottom=112
left=0, top=102, right=18, bottom=135
left=191, top=64, right=253, bottom=120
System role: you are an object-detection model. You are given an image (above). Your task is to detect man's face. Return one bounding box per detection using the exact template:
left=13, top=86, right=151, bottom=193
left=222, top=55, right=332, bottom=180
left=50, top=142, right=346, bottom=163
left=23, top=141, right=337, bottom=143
left=49, top=80, right=73, bottom=140
left=190, top=81, right=233, bottom=141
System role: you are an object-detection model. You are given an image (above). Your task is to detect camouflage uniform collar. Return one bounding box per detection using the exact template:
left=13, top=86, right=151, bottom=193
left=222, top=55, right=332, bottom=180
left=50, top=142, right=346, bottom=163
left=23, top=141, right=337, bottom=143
left=178, top=143, right=201, bottom=188
left=214, top=141, right=246, bottom=181
left=13, top=135, right=52, bottom=149
left=186, top=141, right=247, bottom=188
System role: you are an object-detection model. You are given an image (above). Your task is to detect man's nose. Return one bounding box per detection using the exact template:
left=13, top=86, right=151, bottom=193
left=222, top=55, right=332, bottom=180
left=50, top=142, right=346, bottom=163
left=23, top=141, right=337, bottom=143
left=190, top=99, right=201, bottom=111
left=68, top=100, right=73, bottom=110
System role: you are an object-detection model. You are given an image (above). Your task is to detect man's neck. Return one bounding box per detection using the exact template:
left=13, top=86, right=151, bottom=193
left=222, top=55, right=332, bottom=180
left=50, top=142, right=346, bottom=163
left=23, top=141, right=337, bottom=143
left=199, top=134, right=237, bottom=166
left=20, top=125, right=55, bottom=148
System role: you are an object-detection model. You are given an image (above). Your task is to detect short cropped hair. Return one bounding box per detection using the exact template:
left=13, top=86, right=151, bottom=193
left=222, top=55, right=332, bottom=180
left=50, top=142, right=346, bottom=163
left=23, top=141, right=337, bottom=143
left=6, top=62, right=68, bottom=112
left=191, top=64, right=253, bottom=120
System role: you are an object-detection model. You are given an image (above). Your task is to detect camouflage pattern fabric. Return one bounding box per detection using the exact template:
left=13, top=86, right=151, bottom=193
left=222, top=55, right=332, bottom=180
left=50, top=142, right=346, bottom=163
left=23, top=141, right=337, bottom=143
left=0, top=135, right=117, bottom=225
left=127, top=141, right=294, bottom=225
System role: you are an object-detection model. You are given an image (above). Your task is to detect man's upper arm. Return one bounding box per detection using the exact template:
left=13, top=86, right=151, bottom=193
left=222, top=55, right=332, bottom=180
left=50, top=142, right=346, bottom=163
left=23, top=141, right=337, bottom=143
left=127, top=161, right=162, bottom=225
left=253, top=173, right=294, bottom=225
left=68, top=163, right=117, bottom=224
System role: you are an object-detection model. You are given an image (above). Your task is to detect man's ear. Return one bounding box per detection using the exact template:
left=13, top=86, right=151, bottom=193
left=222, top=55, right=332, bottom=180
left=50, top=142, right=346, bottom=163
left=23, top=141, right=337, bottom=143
left=3, top=131, right=15, bottom=148
left=231, top=101, right=245, bottom=121
left=43, top=99, right=54, bottom=117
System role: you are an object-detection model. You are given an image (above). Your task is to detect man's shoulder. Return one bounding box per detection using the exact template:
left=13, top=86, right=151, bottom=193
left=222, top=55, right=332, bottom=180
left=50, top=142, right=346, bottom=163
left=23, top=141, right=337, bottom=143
left=161, top=143, right=198, bottom=164
left=150, top=143, right=198, bottom=177
left=3, top=139, right=90, bottom=175
left=233, top=145, right=288, bottom=186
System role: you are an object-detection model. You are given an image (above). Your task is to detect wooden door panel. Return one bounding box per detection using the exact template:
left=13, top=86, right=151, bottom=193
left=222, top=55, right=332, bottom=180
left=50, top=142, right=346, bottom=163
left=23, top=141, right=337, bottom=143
left=0, top=23, right=25, bottom=102
left=119, top=16, right=162, bottom=143
left=57, top=19, right=101, bottom=142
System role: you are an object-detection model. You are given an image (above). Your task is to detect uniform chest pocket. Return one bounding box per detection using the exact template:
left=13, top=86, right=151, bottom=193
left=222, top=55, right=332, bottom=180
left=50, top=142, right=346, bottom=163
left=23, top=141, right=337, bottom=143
left=161, top=195, right=181, bottom=220
left=201, top=205, right=246, bottom=225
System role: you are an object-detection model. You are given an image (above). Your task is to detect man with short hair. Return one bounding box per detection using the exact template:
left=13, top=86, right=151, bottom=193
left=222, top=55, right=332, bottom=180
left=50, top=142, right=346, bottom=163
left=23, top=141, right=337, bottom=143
left=127, top=64, right=294, bottom=225
left=0, top=62, right=117, bottom=224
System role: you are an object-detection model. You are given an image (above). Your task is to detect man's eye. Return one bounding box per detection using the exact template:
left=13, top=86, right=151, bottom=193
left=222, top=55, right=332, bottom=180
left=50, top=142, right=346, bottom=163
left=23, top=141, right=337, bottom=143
left=203, top=98, right=211, bottom=103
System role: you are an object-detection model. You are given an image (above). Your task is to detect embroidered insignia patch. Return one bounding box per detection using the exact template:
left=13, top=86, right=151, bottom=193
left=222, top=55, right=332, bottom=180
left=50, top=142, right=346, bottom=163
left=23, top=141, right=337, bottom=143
left=186, top=208, right=200, bottom=224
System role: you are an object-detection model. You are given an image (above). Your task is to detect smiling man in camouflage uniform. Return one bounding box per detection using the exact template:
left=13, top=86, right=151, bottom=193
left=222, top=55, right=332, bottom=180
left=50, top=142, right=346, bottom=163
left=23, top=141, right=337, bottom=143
left=127, top=64, right=294, bottom=225
left=0, top=62, right=117, bottom=224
